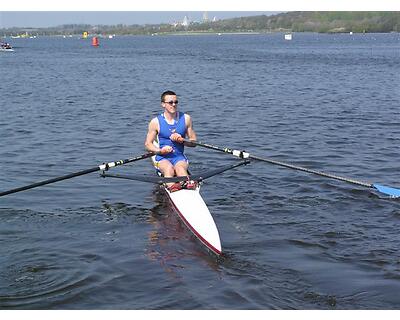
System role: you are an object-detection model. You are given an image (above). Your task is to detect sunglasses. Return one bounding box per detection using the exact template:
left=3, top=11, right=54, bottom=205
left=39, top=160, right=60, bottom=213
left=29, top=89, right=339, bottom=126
left=164, top=100, right=179, bottom=105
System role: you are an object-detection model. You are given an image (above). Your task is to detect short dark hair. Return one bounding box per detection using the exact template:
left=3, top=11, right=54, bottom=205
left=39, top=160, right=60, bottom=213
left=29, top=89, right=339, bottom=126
left=161, top=90, right=177, bottom=102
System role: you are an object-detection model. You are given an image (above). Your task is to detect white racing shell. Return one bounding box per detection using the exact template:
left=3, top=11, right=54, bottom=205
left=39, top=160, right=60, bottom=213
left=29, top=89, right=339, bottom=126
left=151, top=147, right=222, bottom=255
left=165, top=186, right=222, bottom=255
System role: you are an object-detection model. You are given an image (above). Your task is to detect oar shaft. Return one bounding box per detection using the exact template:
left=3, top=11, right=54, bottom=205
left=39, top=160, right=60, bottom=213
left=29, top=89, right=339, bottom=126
left=249, top=154, right=373, bottom=188
left=0, top=152, right=154, bottom=197
left=185, top=139, right=234, bottom=154
left=184, top=139, right=373, bottom=188
left=0, top=167, right=99, bottom=197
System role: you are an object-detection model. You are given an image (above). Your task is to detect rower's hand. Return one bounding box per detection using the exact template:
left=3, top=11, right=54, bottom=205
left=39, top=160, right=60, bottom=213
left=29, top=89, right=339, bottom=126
left=170, top=133, right=184, bottom=143
left=159, top=146, right=173, bottom=155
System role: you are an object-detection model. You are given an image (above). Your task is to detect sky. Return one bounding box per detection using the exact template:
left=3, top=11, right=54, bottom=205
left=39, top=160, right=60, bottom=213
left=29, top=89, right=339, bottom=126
left=0, top=0, right=399, bottom=28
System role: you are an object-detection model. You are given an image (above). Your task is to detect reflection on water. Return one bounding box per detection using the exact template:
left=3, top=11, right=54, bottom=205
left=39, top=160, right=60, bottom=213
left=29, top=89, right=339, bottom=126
left=144, top=186, right=222, bottom=273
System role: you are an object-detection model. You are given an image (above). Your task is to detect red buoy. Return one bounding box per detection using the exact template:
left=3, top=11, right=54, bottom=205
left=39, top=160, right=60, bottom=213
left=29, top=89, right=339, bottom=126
left=92, top=37, right=99, bottom=47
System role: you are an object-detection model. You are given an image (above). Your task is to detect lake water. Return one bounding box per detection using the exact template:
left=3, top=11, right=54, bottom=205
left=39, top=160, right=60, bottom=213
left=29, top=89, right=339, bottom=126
left=1, top=32, right=400, bottom=309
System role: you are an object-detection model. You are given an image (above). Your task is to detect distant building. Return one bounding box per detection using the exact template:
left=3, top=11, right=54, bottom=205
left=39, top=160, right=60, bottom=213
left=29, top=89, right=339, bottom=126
left=182, top=16, right=189, bottom=27
left=203, top=12, right=208, bottom=22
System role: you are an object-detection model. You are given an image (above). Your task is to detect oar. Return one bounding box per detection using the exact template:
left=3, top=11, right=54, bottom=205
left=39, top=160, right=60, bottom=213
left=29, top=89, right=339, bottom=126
left=183, top=139, right=400, bottom=198
left=0, top=152, right=154, bottom=197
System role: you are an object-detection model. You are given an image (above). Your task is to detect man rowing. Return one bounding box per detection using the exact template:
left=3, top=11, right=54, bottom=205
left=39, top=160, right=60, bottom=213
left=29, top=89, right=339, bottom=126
left=144, top=90, right=197, bottom=192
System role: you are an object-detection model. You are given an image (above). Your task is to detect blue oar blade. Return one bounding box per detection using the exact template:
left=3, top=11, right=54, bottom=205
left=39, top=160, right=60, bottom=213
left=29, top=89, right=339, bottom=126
left=372, top=184, right=400, bottom=198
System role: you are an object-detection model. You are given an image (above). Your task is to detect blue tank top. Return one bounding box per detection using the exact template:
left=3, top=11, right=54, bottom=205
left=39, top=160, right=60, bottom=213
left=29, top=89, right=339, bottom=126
left=157, top=112, right=186, bottom=157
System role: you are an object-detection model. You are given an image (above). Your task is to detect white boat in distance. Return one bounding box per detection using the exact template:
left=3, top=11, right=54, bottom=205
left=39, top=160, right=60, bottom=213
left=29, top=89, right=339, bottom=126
left=284, top=33, right=292, bottom=40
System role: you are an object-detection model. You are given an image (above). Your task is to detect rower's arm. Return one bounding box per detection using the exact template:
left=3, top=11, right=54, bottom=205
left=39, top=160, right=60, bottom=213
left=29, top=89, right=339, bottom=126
left=184, top=114, right=197, bottom=147
left=144, top=118, right=161, bottom=153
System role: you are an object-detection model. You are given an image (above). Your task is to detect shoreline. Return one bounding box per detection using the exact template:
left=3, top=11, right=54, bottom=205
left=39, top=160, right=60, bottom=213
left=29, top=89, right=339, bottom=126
left=2, top=31, right=399, bottom=39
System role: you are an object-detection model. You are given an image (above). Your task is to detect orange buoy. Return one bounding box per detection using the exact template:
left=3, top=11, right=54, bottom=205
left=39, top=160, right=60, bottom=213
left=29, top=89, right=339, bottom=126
left=92, top=37, right=99, bottom=47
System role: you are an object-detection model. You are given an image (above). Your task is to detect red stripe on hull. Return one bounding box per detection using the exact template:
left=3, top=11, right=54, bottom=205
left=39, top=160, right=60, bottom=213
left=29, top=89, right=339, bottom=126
left=166, top=190, right=222, bottom=256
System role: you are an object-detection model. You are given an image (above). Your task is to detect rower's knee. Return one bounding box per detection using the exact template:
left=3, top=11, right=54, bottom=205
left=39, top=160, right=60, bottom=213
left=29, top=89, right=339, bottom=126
left=174, top=163, right=189, bottom=176
left=163, top=166, right=175, bottom=177
left=158, top=161, right=175, bottom=177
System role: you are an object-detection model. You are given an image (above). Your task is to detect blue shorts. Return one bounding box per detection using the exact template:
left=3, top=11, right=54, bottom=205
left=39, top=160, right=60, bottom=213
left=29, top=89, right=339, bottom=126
left=155, top=154, right=188, bottom=167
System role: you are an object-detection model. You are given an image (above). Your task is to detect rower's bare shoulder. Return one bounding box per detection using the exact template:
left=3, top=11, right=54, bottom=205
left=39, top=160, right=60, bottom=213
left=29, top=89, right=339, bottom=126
left=184, top=113, right=193, bottom=125
left=148, top=117, right=159, bottom=129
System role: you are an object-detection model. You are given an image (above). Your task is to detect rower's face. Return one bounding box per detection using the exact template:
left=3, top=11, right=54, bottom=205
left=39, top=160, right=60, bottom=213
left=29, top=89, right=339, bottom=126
left=162, top=95, right=179, bottom=112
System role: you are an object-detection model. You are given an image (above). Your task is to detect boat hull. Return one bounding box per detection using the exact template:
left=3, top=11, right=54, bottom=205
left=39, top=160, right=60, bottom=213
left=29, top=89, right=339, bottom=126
left=165, top=187, right=222, bottom=255
left=151, top=153, right=222, bottom=255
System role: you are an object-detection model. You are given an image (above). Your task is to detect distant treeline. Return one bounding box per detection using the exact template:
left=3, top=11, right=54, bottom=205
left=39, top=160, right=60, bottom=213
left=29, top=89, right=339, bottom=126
left=210, top=11, right=400, bottom=33
left=1, top=12, right=399, bottom=36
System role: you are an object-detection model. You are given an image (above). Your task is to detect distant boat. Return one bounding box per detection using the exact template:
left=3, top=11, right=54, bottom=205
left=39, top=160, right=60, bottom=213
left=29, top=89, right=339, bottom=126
left=284, top=33, right=292, bottom=40
left=0, top=41, right=14, bottom=52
